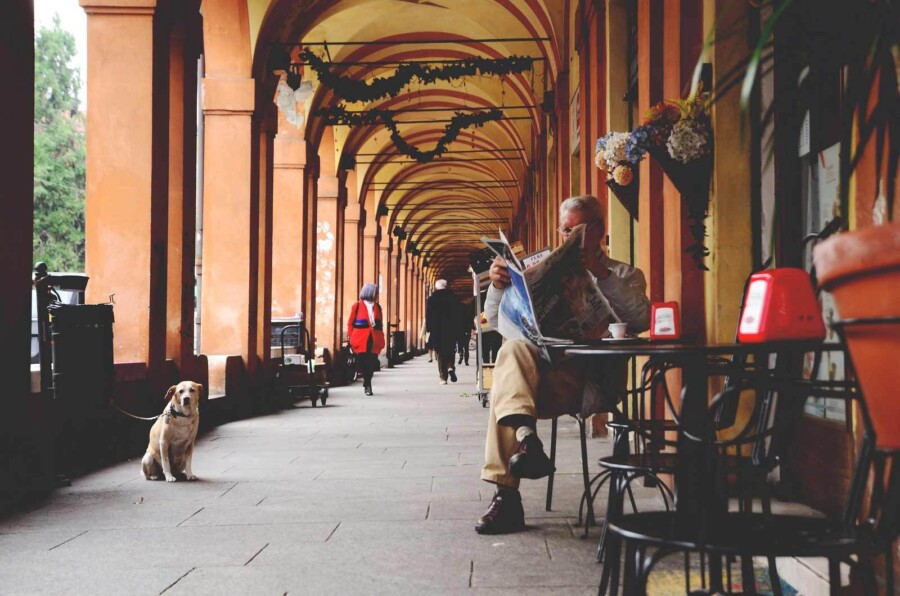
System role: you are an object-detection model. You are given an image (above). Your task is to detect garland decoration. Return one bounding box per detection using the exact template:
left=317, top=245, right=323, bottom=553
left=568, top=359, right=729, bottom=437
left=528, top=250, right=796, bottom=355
left=301, top=48, right=533, bottom=103
left=317, top=104, right=503, bottom=163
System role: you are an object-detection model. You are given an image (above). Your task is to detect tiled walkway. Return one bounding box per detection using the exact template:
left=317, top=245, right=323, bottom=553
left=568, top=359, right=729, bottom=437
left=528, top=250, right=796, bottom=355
left=0, top=356, right=638, bottom=595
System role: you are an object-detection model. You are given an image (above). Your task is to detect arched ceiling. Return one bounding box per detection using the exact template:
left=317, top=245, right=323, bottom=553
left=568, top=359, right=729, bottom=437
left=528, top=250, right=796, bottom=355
left=253, top=0, right=565, bottom=293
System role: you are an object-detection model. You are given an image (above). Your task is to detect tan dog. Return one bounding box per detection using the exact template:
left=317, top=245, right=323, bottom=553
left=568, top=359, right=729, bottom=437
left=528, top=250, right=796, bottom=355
left=141, top=381, right=202, bottom=482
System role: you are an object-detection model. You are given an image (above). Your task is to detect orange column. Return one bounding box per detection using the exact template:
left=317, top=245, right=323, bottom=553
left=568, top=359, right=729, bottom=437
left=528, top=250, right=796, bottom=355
left=255, top=107, right=275, bottom=371
left=379, top=235, right=392, bottom=332
left=399, top=250, right=409, bottom=352
left=81, top=0, right=166, bottom=367
left=363, top=226, right=377, bottom=286
left=302, top=157, right=319, bottom=339
left=271, top=134, right=307, bottom=318
left=342, top=202, right=362, bottom=330
left=315, top=176, right=339, bottom=353
left=165, top=15, right=199, bottom=370
left=1, top=0, right=33, bottom=401
left=638, top=0, right=666, bottom=301
left=199, top=75, right=256, bottom=362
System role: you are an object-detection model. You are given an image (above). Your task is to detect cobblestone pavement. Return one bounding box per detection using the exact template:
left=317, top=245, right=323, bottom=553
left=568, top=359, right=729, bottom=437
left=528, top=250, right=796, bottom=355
left=0, top=356, right=647, bottom=595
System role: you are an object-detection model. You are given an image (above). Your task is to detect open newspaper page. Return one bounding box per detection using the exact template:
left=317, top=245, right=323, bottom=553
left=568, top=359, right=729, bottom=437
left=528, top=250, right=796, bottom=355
left=523, top=224, right=619, bottom=342
left=484, top=224, right=620, bottom=351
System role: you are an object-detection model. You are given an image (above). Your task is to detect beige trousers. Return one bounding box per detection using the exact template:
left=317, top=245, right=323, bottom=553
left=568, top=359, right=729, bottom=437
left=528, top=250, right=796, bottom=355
left=481, top=339, right=586, bottom=488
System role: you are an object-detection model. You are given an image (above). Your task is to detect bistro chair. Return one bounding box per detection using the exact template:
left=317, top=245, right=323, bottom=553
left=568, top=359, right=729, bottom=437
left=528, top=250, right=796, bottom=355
left=608, top=336, right=899, bottom=595
left=596, top=352, right=771, bottom=595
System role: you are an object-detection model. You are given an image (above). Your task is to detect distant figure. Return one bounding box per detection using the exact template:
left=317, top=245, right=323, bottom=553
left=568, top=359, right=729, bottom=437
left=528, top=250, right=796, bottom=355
left=347, top=283, right=385, bottom=396
left=479, top=311, right=503, bottom=363
left=457, top=302, right=475, bottom=366
left=426, top=279, right=463, bottom=384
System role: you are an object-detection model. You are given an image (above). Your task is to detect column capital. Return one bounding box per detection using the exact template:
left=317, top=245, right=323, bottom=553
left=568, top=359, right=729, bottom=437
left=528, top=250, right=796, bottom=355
left=80, top=0, right=155, bottom=15
left=202, top=77, right=255, bottom=115
left=318, top=175, right=340, bottom=199
left=273, top=137, right=308, bottom=169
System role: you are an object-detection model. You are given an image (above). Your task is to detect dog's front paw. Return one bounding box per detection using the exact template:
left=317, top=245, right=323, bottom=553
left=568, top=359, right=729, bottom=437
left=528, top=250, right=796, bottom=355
left=186, top=474, right=198, bottom=481
left=165, top=475, right=177, bottom=482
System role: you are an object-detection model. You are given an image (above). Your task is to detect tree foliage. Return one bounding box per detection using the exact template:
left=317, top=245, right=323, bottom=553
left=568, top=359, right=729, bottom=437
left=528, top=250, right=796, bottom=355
left=34, top=15, right=85, bottom=271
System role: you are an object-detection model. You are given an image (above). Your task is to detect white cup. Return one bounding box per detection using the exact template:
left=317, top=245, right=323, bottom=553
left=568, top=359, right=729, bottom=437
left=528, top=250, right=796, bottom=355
left=609, top=322, right=628, bottom=339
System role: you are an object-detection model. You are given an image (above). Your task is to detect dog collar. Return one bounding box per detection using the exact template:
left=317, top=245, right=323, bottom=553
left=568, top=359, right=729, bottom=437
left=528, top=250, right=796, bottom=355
left=164, top=405, right=188, bottom=423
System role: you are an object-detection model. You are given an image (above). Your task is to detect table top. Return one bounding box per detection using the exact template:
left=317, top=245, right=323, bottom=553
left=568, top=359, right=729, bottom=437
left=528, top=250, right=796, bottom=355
left=558, top=338, right=829, bottom=357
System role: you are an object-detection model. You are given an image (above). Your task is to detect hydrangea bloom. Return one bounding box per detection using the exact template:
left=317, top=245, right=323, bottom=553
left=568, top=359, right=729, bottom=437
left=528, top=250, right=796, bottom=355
left=666, top=119, right=709, bottom=164
left=612, top=165, right=634, bottom=186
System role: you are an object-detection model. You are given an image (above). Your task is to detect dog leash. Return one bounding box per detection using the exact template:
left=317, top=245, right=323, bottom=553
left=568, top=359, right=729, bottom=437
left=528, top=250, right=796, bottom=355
left=110, top=400, right=161, bottom=422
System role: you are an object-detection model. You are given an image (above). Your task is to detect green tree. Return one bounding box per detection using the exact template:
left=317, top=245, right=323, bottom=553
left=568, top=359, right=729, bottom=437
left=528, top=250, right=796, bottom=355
left=33, top=14, right=85, bottom=271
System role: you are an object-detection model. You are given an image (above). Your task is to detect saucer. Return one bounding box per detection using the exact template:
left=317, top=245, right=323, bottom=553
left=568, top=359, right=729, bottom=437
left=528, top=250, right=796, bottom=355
left=601, top=337, right=641, bottom=342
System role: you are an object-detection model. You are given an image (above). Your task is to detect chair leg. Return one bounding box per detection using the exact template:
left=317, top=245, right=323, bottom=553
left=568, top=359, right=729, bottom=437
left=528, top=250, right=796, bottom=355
left=886, top=547, right=895, bottom=596
left=579, top=417, right=596, bottom=534
left=545, top=417, right=558, bottom=512
left=767, top=556, right=783, bottom=596
left=828, top=558, right=841, bottom=596
left=622, top=540, right=637, bottom=596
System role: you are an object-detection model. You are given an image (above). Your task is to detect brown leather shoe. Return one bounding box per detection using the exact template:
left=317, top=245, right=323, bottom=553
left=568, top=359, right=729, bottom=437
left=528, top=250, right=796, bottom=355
left=475, top=490, right=525, bottom=534
left=509, top=434, right=554, bottom=480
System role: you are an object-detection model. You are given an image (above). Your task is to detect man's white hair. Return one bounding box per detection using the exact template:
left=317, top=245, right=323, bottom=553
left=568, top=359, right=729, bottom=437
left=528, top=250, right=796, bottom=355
left=560, top=194, right=605, bottom=233
left=435, top=279, right=448, bottom=290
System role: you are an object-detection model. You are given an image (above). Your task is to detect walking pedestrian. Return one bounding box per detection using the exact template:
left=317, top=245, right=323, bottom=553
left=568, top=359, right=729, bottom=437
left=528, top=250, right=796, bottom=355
left=425, top=279, right=463, bottom=384
left=347, top=283, right=385, bottom=396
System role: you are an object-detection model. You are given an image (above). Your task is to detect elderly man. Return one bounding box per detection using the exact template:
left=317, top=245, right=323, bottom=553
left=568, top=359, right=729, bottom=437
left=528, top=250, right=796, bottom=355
left=476, top=194, right=651, bottom=535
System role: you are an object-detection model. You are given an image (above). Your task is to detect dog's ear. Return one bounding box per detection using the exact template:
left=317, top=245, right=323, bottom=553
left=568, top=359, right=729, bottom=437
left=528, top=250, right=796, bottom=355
left=165, top=385, right=177, bottom=401
left=195, top=383, right=204, bottom=400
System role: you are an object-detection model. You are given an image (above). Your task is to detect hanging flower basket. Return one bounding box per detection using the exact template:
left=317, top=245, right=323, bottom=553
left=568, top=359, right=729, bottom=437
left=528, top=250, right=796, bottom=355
left=605, top=177, right=639, bottom=220
left=646, top=145, right=713, bottom=270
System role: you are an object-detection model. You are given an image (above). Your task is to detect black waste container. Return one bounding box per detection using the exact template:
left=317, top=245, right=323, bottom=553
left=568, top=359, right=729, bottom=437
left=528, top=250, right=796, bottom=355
left=390, top=330, right=406, bottom=363
left=49, top=303, right=115, bottom=409
left=48, top=303, right=115, bottom=475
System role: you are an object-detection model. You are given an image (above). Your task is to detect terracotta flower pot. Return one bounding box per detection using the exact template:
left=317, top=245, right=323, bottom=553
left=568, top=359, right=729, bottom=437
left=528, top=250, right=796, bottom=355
left=814, top=222, right=900, bottom=448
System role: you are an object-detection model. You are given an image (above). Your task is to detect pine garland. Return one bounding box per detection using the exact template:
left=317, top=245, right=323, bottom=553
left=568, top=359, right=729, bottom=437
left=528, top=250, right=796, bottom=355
left=317, top=104, right=503, bottom=163
left=302, top=49, right=533, bottom=103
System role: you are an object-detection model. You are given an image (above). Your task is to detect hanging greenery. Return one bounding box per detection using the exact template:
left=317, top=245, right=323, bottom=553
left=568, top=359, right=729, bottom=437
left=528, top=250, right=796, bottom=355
left=317, top=104, right=503, bottom=163
left=301, top=48, right=533, bottom=103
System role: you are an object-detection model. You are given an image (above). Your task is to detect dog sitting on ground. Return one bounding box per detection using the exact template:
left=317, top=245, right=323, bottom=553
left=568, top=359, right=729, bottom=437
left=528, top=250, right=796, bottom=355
left=141, top=381, right=202, bottom=482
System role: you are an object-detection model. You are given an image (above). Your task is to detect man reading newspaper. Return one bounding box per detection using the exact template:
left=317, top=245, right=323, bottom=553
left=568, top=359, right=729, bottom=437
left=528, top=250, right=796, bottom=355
left=476, top=194, right=651, bottom=535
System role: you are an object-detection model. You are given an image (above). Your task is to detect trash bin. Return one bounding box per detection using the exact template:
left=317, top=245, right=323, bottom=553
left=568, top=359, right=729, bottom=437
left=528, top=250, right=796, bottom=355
left=49, top=303, right=115, bottom=410
left=390, top=330, right=406, bottom=363
left=48, top=303, right=115, bottom=476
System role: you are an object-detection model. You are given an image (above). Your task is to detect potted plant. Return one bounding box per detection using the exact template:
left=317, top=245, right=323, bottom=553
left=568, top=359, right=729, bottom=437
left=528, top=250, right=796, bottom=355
left=595, top=132, right=641, bottom=220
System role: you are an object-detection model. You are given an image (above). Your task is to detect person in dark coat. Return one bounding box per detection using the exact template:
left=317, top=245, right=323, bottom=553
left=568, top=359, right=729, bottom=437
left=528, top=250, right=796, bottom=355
left=347, top=283, right=385, bottom=396
left=425, top=279, right=463, bottom=384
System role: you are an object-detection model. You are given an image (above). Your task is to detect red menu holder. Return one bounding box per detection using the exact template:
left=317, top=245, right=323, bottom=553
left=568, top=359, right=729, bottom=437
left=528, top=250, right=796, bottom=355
left=738, top=268, right=826, bottom=343
left=650, top=301, right=681, bottom=340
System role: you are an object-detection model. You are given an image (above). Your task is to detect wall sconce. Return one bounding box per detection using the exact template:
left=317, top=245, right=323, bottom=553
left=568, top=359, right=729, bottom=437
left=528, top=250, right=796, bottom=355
left=377, top=205, right=389, bottom=217
left=392, top=226, right=407, bottom=240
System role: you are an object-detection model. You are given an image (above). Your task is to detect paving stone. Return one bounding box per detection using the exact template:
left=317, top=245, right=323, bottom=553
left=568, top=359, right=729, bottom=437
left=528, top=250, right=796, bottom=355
left=0, top=357, right=611, bottom=594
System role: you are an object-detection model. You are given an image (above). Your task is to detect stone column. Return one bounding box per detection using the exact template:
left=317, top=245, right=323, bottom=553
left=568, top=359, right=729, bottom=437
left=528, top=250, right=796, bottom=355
left=315, top=176, right=340, bottom=353
left=1, top=0, right=33, bottom=400
left=198, top=75, right=256, bottom=362
left=363, top=227, right=377, bottom=286
left=271, top=134, right=307, bottom=318
left=165, top=14, right=199, bottom=370
left=81, top=0, right=167, bottom=367
left=398, top=249, right=408, bottom=353
left=379, top=237, right=391, bottom=334
left=302, top=157, right=319, bottom=339
left=254, top=106, right=275, bottom=371
left=343, top=203, right=362, bottom=323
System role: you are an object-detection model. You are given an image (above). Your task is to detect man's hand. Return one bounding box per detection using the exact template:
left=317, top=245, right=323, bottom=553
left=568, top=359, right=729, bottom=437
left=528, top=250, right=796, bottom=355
left=489, top=256, right=511, bottom=289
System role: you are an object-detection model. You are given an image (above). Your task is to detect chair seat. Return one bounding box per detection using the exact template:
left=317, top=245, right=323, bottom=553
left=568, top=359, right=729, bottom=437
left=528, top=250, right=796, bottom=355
left=599, top=452, right=679, bottom=473
left=608, top=511, right=887, bottom=557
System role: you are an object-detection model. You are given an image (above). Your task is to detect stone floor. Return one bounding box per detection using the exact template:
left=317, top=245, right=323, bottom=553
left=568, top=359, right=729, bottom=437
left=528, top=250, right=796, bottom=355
left=0, top=355, right=647, bottom=595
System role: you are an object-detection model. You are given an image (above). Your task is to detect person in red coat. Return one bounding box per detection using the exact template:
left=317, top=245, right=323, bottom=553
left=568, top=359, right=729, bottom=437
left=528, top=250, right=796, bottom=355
left=347, top=283, right=385, bottom=396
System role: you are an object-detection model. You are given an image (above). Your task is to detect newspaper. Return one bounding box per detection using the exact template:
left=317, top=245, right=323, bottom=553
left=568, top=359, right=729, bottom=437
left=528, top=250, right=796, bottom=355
left=482, top=225, right=620, bottom=350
